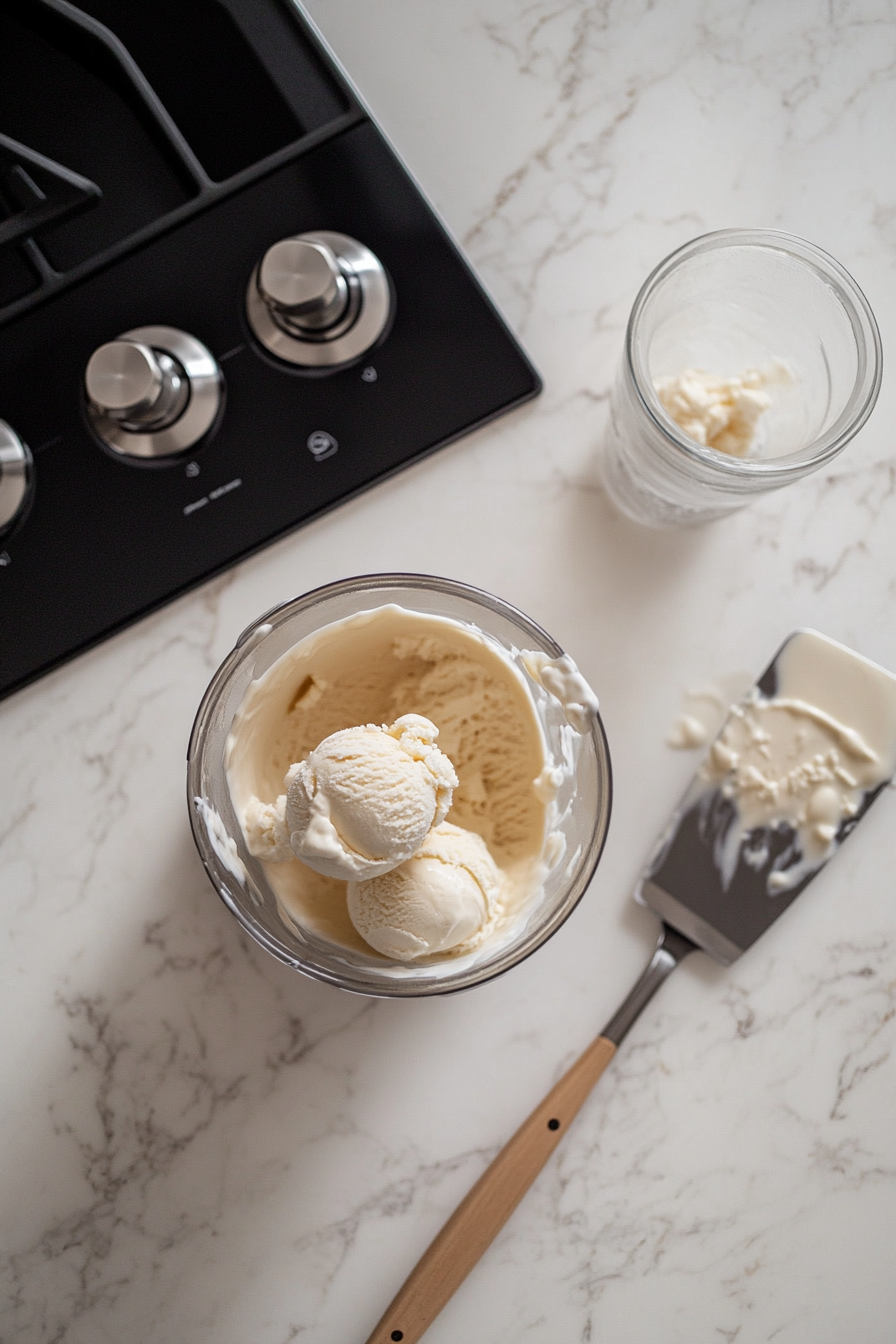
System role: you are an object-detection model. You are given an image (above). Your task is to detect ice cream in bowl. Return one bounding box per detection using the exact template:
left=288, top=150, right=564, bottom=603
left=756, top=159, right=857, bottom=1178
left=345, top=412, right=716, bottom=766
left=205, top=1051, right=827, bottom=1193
left=187, top=575, right=611, bottom=996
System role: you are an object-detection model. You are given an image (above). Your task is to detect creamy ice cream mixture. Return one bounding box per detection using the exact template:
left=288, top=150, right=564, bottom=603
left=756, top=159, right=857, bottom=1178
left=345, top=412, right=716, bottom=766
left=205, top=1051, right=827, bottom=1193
left=225, top=604, right=597, bottom=966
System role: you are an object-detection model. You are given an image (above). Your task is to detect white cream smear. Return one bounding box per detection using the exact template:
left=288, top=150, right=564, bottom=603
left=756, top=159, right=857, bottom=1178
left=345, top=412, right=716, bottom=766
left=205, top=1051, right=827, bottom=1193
left=698, top=631, right=896, bottom=894
left=194, top=797, right=248, bottom=886
left=654, top=362, right=792, bottom=458
left=667, top=674, right=757, bottom=749
left=521, top=652, right=600, bottom=734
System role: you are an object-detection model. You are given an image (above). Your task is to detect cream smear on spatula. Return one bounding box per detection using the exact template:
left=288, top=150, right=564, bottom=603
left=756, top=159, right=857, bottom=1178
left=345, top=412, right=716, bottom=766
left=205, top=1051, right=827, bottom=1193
left=695, top=631, right=896, bottom=894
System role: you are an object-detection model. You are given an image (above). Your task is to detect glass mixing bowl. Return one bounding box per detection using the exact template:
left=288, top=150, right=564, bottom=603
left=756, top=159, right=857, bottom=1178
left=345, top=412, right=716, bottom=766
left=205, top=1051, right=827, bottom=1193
left=187, top=574, right=612, bottom=997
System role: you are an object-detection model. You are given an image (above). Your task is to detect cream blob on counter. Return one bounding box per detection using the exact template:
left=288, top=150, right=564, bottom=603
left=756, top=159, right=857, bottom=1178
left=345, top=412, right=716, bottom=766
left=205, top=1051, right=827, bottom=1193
left=690, top=630, right=896, bottom=895
left=666, top=674, right=757, bottom=749
left=225, top=605, right=598, bottom=966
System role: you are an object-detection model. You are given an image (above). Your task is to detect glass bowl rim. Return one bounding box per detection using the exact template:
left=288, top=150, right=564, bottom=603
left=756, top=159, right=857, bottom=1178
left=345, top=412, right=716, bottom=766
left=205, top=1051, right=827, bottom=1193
left=187, top=572, right=613, bottom=998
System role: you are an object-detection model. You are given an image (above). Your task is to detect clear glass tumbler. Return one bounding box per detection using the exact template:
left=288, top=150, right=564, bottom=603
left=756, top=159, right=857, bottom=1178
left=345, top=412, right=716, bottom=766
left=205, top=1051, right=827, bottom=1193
left=187, top=574, right=612, bottom=998
left=601, top=229, right=882, bottom=527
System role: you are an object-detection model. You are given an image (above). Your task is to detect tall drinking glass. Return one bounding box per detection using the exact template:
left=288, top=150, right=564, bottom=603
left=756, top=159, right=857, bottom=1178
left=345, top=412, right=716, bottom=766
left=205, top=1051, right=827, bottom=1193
left=601, top=229, right=882, bottom=527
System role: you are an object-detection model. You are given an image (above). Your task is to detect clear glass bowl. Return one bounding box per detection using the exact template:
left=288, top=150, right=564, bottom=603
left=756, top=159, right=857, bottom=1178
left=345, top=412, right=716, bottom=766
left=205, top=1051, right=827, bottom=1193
left=602, top=229, right=883, bottom=526
left=187, top=574, right=612, bottom=997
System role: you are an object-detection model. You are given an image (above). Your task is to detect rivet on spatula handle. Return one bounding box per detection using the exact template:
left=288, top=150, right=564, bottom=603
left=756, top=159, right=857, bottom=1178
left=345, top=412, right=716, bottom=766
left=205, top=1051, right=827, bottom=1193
left=363, top=1034, right=616, bottom=1344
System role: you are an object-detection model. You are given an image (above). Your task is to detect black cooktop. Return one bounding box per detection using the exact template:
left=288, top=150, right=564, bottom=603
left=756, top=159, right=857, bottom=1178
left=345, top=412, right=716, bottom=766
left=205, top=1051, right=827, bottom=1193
left=0, top=0, right=539, bottom=701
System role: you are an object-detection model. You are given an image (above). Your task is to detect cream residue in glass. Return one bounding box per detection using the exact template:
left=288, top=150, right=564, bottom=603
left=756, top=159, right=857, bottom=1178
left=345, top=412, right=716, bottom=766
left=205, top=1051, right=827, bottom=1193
left=654, top=362, right=793, bottom=458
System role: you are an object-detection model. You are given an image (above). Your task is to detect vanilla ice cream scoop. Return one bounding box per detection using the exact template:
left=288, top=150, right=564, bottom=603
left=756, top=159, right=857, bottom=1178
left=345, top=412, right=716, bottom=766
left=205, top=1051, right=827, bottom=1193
left=347, top=822, right=502, bottom=960
left=282, top=714, right=457, bottom=880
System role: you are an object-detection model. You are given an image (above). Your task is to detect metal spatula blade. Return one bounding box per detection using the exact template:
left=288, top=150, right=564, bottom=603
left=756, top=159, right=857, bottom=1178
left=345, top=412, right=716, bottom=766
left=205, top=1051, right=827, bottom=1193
left=639, top=628, right=896, bottom=965
left=363, top=629, right=896, bottom=1344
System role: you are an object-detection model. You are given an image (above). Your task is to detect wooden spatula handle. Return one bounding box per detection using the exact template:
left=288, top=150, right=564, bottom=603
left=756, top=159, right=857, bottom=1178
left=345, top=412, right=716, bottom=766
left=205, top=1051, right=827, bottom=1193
left=364, top=1034, right=616, bottom=1344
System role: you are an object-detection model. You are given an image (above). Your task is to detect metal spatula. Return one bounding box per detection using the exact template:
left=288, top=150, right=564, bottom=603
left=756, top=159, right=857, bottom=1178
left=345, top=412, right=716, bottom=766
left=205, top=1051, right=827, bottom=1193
left=363, top=630, right=896, bottom=1344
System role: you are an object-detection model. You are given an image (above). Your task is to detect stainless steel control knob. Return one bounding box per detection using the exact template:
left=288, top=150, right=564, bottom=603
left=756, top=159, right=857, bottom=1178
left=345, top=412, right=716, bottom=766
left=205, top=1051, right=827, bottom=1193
left=257, top=238, right=349, bottom=334
left=0, top=420, right=32, bottom=534
left=247, top=230, right=392, bottom=369
left=85, top=326, right=223, bottom=460
left=85, top=339, right=189, bottom=431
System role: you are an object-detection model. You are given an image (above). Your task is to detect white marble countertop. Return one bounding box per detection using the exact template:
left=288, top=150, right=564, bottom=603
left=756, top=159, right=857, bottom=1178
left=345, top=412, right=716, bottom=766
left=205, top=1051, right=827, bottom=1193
left=3, top=2, right=896, bottom=1341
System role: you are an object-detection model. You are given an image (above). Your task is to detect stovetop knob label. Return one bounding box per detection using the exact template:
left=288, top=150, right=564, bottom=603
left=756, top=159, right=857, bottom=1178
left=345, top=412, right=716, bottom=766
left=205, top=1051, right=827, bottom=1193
left=307, top=430, right=338, bottom=462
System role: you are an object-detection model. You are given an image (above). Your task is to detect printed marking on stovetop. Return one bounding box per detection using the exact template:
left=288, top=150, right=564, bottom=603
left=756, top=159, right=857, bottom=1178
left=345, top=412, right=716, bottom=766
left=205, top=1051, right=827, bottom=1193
left=183, top=477, right=241, bottom=516
left=217, top=343, right=246, bottom=363
left=307, top=430, right=338, bottom=461
left=0, top=550, right=11, bottom=567
left=32, top=435, right=63, bottom=455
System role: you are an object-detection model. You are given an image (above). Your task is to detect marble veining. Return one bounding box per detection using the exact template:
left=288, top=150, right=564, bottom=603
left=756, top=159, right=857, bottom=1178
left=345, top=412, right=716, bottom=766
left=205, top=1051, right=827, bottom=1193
left=2, top=1, right=896, bottom=1340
